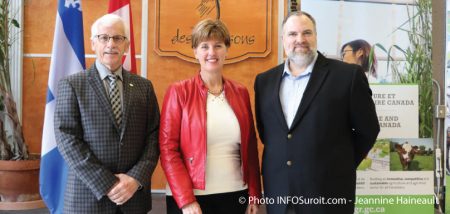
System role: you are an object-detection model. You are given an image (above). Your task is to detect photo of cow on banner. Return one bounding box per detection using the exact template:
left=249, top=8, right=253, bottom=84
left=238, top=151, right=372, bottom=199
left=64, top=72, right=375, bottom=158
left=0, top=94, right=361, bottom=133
left=390, top=139, right=434, bottom=171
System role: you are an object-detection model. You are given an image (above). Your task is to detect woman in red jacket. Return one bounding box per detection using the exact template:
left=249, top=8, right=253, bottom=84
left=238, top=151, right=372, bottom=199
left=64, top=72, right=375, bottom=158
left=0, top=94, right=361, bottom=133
left=159, top=19, right=262, bottom=214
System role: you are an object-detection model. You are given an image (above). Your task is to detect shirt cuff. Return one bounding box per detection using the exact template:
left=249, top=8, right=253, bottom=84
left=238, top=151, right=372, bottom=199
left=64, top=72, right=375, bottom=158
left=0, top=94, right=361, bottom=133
left=137, top=181, right=143, bottom=190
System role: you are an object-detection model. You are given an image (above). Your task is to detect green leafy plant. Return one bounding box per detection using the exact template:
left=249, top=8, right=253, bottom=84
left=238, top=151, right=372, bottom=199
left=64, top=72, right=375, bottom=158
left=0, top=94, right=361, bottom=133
left=0, top=0, right=28, bottom=160
left=375, top=0, right=432, bottom=138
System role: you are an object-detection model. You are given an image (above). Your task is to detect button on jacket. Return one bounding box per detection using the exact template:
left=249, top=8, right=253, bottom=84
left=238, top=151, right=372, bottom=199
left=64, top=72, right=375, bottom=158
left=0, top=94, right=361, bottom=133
left=159, top=74, right=262, bottom=208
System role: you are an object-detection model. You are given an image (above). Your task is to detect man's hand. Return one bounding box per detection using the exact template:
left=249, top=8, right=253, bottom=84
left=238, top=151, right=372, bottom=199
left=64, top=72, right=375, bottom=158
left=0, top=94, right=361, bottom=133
left=107, top=174, right=140, bottom=205
left=182, top=201, right=202, bottom=214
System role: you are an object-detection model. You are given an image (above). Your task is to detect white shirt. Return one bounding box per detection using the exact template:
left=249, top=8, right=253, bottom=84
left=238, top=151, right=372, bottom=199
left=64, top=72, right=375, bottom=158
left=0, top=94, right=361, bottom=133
left=279, top=55, right=318, bottom=128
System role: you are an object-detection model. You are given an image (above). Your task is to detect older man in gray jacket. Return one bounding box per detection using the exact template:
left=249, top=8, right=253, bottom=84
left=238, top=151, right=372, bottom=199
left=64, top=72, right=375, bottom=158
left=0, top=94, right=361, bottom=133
left=54, top=14, right=159, bottom=214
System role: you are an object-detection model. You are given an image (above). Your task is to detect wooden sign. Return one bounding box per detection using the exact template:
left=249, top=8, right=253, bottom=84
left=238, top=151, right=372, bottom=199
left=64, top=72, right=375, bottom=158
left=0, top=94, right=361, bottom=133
left=155, top=0, right=272, bottom=64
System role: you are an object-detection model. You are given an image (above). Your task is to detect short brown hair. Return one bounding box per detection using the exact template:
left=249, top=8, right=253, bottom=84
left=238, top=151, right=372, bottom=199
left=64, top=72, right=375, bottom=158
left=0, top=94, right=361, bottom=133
left=282, top=11, right=316, bottom=32
left=191, top=19, right=231, bottom=49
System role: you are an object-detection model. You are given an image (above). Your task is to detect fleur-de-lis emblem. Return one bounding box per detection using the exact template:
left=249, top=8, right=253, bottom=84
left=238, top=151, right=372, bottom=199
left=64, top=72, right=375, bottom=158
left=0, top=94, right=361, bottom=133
left=64, top=0, right=82, bottom=12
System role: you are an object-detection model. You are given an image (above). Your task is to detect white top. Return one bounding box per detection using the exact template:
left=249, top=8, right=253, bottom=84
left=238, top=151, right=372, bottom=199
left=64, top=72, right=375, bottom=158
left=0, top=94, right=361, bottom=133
left=166, top=91, right=247, bottom=196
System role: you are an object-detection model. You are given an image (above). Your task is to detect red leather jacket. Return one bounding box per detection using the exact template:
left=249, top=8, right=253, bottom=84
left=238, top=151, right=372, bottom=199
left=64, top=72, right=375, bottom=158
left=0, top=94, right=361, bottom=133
left=159, top=74, right=262, bottom=208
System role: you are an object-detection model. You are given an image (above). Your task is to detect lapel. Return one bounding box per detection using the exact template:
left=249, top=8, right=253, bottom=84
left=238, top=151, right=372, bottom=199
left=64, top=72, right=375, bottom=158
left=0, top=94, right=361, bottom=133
left=119, top=70, right=132, bottom=140
left=271, top=64, right=290, bottom=132
left=290, top=53, right=330, bottom=130
left=87, top=64, right=121, bottom=133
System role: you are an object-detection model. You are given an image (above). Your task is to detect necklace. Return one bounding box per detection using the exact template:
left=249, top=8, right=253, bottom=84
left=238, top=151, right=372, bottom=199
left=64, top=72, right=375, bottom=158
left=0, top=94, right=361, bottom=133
left=208, top=87, right=223, bottom=95
left=199, top=74, right=223, bottom=96
left=207, top=89, right=225, bottom=102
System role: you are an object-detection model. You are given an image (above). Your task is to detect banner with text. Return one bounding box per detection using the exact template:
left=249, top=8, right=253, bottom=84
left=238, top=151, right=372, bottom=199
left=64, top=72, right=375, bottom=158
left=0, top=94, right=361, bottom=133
left=356, top=138, right=434, bottom=214
left=371, top=85, right=419, bottom=139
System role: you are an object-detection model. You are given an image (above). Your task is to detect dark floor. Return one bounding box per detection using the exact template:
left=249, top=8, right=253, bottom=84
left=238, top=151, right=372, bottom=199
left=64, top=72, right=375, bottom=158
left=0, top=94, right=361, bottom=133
left=0, top=193, right=267, bottom=214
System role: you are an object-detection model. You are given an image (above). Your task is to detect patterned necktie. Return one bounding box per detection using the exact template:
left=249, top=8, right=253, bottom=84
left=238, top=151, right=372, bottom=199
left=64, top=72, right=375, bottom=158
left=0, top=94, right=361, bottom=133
left=107, top=74, right=122, bottom=126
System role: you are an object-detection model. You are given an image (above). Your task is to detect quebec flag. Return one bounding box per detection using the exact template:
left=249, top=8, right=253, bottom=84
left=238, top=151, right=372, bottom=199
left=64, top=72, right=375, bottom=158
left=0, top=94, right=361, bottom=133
left=39, top=0, right=85, bottom=213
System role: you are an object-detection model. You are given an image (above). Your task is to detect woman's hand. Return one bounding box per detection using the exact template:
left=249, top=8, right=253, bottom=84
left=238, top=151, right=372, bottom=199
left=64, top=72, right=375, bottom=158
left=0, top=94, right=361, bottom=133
left=246, top=203, right=259, bottom=214
left=182, top=201, right=202, bottom=214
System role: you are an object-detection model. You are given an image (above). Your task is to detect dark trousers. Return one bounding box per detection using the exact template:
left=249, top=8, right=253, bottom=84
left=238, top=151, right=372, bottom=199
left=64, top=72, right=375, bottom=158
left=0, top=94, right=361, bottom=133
left=166, top=189, right=248, bottom=214
left=286, top=203, right=296, bottom=214
left=116, top=207, right=123, bottom=214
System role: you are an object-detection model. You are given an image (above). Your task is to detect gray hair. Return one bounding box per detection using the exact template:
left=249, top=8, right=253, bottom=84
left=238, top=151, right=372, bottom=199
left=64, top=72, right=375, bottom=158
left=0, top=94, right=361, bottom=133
left=90, top=14, right=130, bottom=39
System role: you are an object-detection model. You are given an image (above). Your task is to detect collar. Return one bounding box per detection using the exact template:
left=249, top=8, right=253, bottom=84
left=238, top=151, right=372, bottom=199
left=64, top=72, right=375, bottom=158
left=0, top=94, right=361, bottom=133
left=96, top=60, right=123, bottom=81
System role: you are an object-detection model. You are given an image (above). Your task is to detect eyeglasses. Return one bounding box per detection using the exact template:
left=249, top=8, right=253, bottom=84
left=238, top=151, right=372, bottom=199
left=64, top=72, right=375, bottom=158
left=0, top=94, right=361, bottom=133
left=95, top=34, right=127, bottom=44
left=341, top=49, right=353, bottom=58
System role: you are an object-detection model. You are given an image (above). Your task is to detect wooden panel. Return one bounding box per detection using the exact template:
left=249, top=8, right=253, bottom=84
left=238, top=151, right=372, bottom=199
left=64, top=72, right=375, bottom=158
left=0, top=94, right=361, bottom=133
left=24, top=0, right=142, bottom=55
left=22, top=58, right=49, bottom=154
left=23, top=0, right=56, bottom=54
left=148, top=0, right=279, bottom=189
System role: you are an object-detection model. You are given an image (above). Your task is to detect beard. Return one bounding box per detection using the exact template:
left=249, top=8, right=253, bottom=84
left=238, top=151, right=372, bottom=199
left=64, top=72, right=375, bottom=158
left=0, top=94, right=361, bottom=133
left=287, top=48, right=317, bottom=68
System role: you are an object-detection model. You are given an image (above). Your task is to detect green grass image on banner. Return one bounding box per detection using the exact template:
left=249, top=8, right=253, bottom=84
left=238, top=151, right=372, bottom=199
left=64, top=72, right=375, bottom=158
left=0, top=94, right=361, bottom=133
left=389, top=152, right=434, bottom=171
left=446, top=175, right=450, bottom=214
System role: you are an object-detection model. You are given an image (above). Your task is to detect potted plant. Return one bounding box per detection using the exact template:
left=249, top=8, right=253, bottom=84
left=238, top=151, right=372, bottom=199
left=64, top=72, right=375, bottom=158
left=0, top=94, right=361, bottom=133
left=0, top=0, right=42, bottom=210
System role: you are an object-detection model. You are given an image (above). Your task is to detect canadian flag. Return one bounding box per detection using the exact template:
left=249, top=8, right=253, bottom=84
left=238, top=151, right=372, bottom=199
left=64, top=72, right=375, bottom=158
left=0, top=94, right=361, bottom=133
left=108, top=0, right=137, bottom=74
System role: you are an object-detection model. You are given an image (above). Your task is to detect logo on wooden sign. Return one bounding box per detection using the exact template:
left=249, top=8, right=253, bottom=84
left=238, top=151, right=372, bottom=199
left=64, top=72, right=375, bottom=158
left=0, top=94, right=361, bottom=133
left=155, top=0, right=272, bottom=64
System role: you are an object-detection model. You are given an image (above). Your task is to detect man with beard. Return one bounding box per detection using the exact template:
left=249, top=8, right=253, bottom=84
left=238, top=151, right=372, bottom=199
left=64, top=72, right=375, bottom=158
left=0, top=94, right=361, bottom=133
left=254, top=11, right=379, bottom=214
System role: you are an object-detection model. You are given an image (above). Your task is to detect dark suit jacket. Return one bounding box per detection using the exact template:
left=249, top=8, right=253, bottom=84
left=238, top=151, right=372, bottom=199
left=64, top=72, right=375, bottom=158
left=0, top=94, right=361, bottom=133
left=254, top=53, right=379, bottom=214
left=54, top=64, right=160, bottom=214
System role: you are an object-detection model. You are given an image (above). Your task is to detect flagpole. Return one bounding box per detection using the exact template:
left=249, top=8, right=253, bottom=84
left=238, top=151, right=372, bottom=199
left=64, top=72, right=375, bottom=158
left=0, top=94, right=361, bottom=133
left=141, top=0, right=148, bottom=79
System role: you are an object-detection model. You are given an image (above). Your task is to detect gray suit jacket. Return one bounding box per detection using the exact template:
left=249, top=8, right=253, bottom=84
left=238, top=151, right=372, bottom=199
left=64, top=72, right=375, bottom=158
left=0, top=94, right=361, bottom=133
left=54, top=64, right=160, bottom=213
